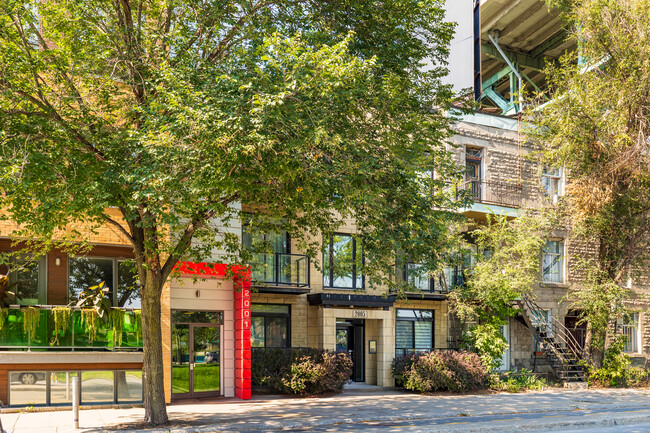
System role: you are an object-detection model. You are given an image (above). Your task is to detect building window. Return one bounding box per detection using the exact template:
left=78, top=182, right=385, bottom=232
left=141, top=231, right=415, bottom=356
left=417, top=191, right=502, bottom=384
left=542, top=167, right=562, bottom=201
left=8, top=256, right=46, bottom=305
left=618, top=313, right=639, bottom=353
left=465, top=147, right=483, bottom=201
left=251, top=304, right=290, bottom=348
left=542, top=240, right=563, bottom=284
left=68, top=257, right=140, bottom=308
left=323, top=234, right=363, bottom=289
left=395, top=309, right=434, bottom=355
left=242, top=227, right=289, bottom=284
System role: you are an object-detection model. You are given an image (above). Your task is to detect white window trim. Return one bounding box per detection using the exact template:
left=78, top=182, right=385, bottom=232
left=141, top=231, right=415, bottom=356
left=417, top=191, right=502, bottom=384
left=542, top=240, right=565, bottom=284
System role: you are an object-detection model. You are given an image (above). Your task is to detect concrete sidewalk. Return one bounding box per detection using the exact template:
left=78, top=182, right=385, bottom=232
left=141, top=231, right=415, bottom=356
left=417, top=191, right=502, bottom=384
left=5, top=387, right=650, bottom=433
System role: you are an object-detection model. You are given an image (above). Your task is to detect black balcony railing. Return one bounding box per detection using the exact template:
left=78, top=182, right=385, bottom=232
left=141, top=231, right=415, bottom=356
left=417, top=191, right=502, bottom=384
left=463, top=179, right=523, bottom=208
left=250, top=253, right=310, bottom=287
left=404, top=264, right=467, bottom=294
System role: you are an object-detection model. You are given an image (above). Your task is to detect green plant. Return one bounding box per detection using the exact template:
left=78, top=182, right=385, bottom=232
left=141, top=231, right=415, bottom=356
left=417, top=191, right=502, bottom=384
left=110, top=308, right=125, bottom=346
left=394, top=350, right=488, bottom=393
left=491, top=369, right=548, bottom=393
left=51, top=307, right=72, bottom=345
left=80, top=308, right=102, bottom=344
left=0, top=307, right=8, bottom=331
left=252, top=347, right=352, bottom=394
left=589, top=334, right=633, bottom=387
left=281, top=352, right=353, bottom=395
left=73, top=281, right=112, bottom=322
left=21, top=306, right=40, bottom=337
left=462, top=323, right=508, bottom=371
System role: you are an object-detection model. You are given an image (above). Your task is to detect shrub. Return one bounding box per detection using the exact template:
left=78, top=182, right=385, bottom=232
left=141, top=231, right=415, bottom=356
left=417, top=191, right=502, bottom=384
left=282, top=352, right=353, bottom=394
left=392, top=350, right=488, bottom=393
left=251, top=347, right=352, bottom=395
left=588, top=335, right=650, bottom=387
left=491, top=369, right=548, bottom=393
left=390, top=352, right=420, bottom=387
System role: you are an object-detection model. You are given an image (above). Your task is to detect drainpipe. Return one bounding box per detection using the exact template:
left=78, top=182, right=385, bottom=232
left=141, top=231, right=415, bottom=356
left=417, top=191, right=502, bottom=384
left=488, top=30, right=523, bottom=113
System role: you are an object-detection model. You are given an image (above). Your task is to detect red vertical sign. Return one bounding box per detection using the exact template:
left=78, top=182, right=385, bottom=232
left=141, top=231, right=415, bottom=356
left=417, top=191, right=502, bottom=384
left=234, top=269, right=252, bottom=400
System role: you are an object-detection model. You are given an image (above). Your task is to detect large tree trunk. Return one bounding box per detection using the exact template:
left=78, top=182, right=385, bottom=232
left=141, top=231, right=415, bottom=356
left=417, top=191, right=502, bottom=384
left=141, top=277, right=168, bottom=425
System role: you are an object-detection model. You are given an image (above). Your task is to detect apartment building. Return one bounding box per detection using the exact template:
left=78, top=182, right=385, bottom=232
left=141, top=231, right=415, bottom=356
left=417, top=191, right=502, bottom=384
left=3, top=0, right=649, bottom=410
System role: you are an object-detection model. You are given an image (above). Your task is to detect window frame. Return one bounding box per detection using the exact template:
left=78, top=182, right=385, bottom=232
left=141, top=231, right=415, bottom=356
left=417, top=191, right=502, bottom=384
left=542, top=240, right=564, bottom=284
left=542, top=166, right=563, bottom=201
left=250, top=303, right=291, bottom=348
left=8, top=255, right=47, bottom=305
left=618, top=313, right=639, bottom=353
left=395, top=309, right=435, bottom=355
left=323, top=233, right=364, bottom=290
left=67, top=256, right=140, bottom=308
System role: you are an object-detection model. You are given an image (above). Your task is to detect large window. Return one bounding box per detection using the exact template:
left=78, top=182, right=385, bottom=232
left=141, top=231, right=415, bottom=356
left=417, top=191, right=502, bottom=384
left=618, top=313, right=639, bottom=353
left=68, top=257, right=140, bottom=308
left=242, top=227, right=289, bottom=284
left=251, top=304, right=290, bottom=348
left=8, top=256, right=46, bottom=305
left=323, top=234, right=363, bottom=289
left=542, top=167, right=562, bottom=201
left=542, top=240, right=563, bottom=284
left=395, top=309, right=434, bottom=355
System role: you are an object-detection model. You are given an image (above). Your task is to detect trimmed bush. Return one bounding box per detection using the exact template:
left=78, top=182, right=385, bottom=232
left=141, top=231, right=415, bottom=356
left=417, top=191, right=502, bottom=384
left=252, top=347, right=352, bottom=395
left=391, top=350, right=488, bottom=393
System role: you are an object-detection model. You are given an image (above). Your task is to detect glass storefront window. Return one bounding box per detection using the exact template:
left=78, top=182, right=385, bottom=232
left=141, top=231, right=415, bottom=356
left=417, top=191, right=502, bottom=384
left=50, top=371, right=79, bottom=405
left=81, top=371, right=114, bottom=404
left=9, top=371, right=47, bottom=406
left=116, top=371, right=143, bottom=403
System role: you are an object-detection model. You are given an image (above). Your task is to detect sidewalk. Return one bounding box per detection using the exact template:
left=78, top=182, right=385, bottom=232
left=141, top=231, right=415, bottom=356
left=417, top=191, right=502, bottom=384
left=5, top=387, right=650, bottom=433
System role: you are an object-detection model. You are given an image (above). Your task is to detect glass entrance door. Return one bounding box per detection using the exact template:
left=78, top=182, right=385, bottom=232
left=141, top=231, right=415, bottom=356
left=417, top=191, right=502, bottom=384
left=171, top=310, right=222, bottom=399
left=192, top=325, right=220, bottom=395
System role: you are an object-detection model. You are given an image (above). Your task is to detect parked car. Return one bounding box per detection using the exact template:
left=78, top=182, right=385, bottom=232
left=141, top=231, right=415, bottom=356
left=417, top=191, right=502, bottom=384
left=204, top=351, right=220, bottom=364
left=16, top=372, right=46, bottom=385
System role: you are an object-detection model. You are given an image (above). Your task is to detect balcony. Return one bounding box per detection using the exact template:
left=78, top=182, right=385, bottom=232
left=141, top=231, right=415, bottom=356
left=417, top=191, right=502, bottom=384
left=0, top=306, right=142, bottom=351
left=401, top=264, right=467, bottom=300
left=250, top=253, right=310, bottom=294
left=462, top=179, right=523, bottom=208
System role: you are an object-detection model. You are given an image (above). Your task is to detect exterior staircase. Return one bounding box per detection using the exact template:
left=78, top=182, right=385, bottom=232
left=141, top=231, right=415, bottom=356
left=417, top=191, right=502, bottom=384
left=517, top=296, right=587, bottom=384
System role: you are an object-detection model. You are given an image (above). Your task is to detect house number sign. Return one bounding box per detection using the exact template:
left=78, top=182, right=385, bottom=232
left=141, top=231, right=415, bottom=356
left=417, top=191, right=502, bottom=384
left=353, top=310, right=368, bottom=318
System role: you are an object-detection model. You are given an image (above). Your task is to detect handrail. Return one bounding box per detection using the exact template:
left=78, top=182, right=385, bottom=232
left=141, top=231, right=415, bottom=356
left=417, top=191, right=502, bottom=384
left=250, top=252, right=310, bottom=287
left=520, top=295, right=584, bottom=363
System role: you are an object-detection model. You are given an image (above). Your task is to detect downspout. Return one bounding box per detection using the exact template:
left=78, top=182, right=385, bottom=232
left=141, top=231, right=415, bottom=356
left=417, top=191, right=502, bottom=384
left=488, top=30, right=523, bottom=113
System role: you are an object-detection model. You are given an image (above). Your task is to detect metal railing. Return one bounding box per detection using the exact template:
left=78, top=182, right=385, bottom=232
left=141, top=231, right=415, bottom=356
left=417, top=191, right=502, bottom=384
left=462, top=179, right=523, bottom=208
left=403, top=264, right=467, bottom=294
left=0, top=306, right=142, bottom=351
left=521, top=296, right=584, bottom=362
left=250, top=253, right=310, bottom=287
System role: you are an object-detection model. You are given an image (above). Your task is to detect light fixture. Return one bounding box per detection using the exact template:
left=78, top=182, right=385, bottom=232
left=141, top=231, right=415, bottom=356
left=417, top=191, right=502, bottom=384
left=54, top=257, right=61, bottom=267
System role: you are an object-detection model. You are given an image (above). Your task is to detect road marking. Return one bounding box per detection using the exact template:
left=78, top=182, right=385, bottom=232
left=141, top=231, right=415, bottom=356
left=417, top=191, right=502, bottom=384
left=391, top=425, right=416, bottom=428
left=492, top=418, right=520, bottom=422
left=622, top=409, right=648, bottom=413
left=542, top=415, right=564, bottom=418
left=444, top=421, right=470, bottom=425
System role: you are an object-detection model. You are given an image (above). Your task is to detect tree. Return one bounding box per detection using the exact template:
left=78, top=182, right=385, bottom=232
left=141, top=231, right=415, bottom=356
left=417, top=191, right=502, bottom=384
left=0, top=0, right=465, bottom=424
left=528, top=0, right=650, bottom=362
left=448, top=212, right=557, bottom=370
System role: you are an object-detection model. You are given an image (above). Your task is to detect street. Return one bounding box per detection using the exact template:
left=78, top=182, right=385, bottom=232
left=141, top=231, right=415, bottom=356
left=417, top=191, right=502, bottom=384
left=6, top=387, right=650, bottom=432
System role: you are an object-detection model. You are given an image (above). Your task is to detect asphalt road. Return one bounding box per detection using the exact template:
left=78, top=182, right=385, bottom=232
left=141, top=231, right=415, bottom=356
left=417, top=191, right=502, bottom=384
left=277, top=405, right=650, bottom=433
